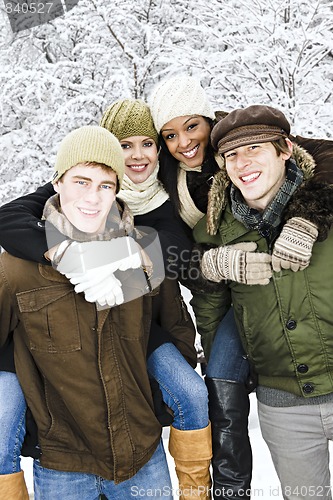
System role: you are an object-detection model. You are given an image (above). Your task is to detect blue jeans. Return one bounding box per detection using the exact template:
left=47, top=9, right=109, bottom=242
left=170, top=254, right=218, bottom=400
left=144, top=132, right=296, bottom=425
left=205, top=307, right=250, bottom=382
left=0, top=371, right=26, bottom=473
left=147, top=343, right=209, bottom=430
left=33, top=440, right=173, bottom=499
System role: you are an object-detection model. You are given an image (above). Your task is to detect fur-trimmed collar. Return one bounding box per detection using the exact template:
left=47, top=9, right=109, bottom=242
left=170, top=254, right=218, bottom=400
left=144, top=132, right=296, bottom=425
left=206, top=143, right=316, bottom=235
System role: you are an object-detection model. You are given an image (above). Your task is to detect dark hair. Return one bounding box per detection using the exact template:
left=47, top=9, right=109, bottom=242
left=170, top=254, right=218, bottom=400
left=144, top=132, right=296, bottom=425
left=157, top=117, right=217, bottom=214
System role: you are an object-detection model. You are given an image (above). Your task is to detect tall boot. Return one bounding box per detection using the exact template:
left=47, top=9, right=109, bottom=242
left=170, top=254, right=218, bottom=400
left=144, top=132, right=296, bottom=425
left=205, top=379, right=252, bottom=500
left=168, top=423, right=212, bottom=499
left=0, top=471, right=29, bottom=500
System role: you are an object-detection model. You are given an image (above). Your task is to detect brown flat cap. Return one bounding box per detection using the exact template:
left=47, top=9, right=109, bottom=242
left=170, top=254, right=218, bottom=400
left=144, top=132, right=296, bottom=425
left=211, top=105, right=290, bottom=153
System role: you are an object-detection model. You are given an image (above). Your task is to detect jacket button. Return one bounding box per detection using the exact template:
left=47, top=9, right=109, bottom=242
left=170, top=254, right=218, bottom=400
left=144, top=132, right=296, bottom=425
left=286, top=319, right=297, bottom=330
left=297, top=364, right=308, bottom=374
left=302, top=383, right=314, bottom=394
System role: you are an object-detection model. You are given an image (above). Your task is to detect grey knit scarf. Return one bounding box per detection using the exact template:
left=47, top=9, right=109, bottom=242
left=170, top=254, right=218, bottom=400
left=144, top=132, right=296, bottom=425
left=230, top=159, right=304, bottom=239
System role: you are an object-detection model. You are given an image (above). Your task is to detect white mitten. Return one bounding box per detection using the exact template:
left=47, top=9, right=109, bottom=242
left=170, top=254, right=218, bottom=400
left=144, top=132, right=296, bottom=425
left=115, top=251, right=142, bottom=271
left=54, top=238, right=144, bottom=307
left=77, top=271, right=124, bottom=307
left=55, top=237, right=143, bottom=276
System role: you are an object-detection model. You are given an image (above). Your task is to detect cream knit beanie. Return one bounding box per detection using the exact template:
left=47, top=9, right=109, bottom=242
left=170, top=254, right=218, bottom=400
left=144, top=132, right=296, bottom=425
left=100, top=99, right=158, bottom=144
left=53, top=126, right=125, bottom=187
left=149, top=75, right=215, bottom=133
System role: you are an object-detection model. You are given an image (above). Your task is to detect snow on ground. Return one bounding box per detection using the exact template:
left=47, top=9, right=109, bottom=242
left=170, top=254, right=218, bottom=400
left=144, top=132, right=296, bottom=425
left=22, top=393, right=284, bottom=499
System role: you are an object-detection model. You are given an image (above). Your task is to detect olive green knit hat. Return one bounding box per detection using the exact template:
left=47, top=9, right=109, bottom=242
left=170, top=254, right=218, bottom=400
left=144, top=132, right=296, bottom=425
left=53, top=126, right=125, bottom=187
left=100, top=99, right=159, bottom=144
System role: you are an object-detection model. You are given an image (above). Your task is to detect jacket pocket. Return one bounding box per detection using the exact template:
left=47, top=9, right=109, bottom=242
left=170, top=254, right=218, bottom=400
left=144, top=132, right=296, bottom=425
left=17, top=285, right=81, bottom=353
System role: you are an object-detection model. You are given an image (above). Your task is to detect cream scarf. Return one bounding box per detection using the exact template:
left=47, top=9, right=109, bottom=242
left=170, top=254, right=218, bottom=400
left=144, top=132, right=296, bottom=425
left=176, top=153, right=225, bottom=228
left=118, top=163, right=169, bottom=216
left=177, top=162, right=204, bottom=228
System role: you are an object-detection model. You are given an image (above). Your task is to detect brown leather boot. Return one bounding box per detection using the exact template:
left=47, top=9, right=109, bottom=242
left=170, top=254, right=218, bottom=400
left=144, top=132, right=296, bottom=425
left=0, top=471, right=29, bottom=500
left=169, top=423, right=212, bottom=499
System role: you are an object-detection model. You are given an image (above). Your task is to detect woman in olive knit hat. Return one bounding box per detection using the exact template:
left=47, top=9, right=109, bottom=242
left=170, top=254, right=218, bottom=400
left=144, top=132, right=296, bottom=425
left=101, top=99, right=212, bottom=499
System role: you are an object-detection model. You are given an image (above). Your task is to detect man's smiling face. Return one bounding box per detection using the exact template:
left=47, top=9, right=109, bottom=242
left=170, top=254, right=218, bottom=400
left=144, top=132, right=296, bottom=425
left=54, top=163, right=117, bottom=235
left=224, top=141, right=292, bottom=211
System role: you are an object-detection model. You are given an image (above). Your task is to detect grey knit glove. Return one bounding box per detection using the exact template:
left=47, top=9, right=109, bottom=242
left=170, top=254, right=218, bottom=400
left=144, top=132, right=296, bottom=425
left=272, top=217, right=318, bottom=273
left=201, top=242, right=272, bottom=285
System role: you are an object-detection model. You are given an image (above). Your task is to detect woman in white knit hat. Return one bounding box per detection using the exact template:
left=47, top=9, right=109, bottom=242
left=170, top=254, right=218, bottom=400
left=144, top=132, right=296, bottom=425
left=149, top=75, right=254, bottom=500
left=0, top=99, right=212, bottom=499
left=149, top=75, right=224, bottom=229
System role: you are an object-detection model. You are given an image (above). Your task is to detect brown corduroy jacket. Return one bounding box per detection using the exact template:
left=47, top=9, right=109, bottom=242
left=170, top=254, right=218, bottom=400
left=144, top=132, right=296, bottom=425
left=0, top=252, right=161, bottom=483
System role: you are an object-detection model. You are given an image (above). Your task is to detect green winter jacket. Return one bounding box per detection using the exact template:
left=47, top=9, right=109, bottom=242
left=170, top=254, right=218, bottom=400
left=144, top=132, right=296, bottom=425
left=192, top=145, right=333, bottom=398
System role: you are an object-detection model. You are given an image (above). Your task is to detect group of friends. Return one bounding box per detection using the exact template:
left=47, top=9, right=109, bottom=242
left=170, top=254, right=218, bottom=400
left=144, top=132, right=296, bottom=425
left=0, top=74, right=332, bottom=500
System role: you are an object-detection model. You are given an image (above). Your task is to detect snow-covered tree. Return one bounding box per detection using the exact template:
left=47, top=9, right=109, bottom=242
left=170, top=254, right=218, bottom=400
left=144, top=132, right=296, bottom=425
left=0, top=0, right=332, bottom=204
left=206, top=0, right=333, bottom=136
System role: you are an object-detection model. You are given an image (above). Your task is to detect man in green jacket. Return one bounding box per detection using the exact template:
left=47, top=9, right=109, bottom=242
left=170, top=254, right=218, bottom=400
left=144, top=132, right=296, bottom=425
left=0, top=125, right=172, bottom=499
left=192, top=105, right=333, bottom=500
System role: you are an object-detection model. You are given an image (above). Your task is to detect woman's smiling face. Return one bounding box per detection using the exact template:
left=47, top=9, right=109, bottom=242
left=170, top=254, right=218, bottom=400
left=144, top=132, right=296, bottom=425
left=160, top=115, right=211, bottom=168
left=120, top=136, right=158, bottom=184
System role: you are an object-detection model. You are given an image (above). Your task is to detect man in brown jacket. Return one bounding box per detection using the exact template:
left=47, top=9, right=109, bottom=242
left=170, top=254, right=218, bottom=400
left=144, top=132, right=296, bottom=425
left=0, top=126, right=173, bottom=499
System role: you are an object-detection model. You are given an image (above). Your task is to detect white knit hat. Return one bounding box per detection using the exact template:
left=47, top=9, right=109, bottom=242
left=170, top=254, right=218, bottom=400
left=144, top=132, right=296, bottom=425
left=149, top=75, right=215, bottom=133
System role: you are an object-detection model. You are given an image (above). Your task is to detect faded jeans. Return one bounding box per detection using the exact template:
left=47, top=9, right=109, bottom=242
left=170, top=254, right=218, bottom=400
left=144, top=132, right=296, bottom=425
left=147, top=342, right=209, bottom=430
left=33, top=440, right=173, bottom=499
left=0, top=371, right=26, bottom=473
